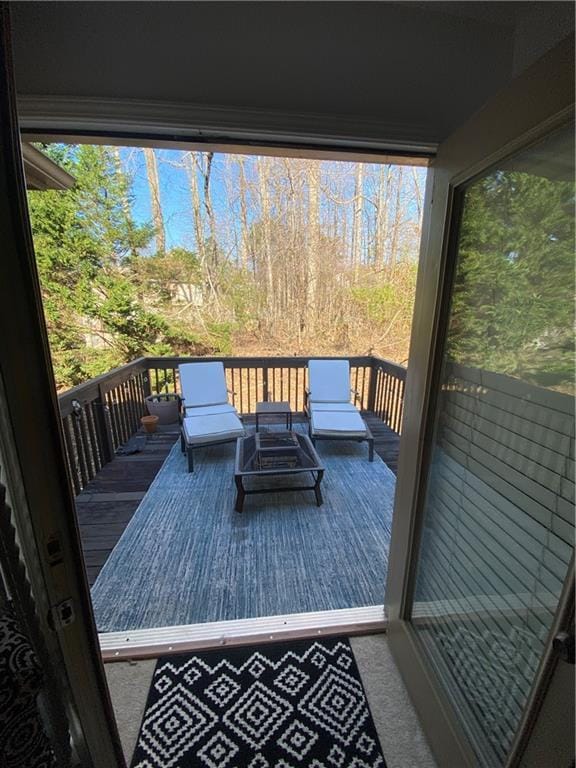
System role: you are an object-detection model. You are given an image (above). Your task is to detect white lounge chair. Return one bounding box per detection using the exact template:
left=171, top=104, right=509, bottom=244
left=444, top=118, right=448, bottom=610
left=305, top=359, right=374, bottom=461
left=178, top=362, right=244, bottom=472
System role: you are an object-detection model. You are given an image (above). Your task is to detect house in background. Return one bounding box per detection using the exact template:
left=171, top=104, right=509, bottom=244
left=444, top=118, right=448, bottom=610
left=0, top=3, right=573, bottom=767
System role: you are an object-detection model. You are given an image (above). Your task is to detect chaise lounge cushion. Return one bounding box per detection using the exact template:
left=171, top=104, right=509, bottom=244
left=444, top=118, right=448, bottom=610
left=309, top=402, right=358, bottom=413
left=308, top=359, right=351, bottom=402
left=182, top=412, right=244, bottom=446
left=183, top=403, right=237, bottom=417
left=179, top=362, right=229, bottom=407
left=310, top=409, right=367, bottom=438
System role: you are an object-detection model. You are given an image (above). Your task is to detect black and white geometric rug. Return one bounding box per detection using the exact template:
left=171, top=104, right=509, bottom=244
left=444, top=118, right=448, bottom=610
left=131, top=637, right=387, bottom=768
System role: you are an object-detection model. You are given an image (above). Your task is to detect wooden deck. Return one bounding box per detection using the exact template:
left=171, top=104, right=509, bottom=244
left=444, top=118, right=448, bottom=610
left=76, top=412, right=400, bottom=586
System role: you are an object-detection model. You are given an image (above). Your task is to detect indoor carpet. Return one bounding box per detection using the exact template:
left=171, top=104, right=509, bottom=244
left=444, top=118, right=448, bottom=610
left=130, top=637, right=386, bottom=768
left=91, top=426, right=396, bottom=632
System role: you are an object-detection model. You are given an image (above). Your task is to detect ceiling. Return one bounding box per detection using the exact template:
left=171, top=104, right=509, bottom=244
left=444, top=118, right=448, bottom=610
left=9, top=1, right=574, bottom=151
left=405, top=1, right=537, bottom=26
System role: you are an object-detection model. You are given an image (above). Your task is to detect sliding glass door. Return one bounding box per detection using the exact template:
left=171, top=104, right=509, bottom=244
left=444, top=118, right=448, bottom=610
left=412, top=124, right=574, bottom=766
left=386, top=38, right=574, bottom=768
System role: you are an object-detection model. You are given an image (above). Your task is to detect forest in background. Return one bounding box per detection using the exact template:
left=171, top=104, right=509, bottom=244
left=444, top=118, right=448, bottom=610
left=28, top=145, right=425, bottom=390
left=28, top=143, right=573, bottom=395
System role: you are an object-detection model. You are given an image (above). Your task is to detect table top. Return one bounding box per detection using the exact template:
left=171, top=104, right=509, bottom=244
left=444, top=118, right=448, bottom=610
left=235, top=430, right=322, bottom=477
left=255, top=400, right=291, bottom=414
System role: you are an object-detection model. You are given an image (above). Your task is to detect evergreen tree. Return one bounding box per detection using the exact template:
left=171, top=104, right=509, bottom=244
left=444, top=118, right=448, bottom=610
left=447, top=169, right=574, bottom=389
left=28, top=144, right=163, bottom=387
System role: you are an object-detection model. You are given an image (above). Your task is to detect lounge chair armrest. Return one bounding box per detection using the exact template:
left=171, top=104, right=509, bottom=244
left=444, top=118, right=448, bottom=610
left=227, top=388, right=236, bottom=397
left=351, top=388, right=361, bottom=404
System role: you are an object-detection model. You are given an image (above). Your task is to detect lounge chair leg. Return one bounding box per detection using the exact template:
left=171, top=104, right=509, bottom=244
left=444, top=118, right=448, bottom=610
left=368, top=437, right=374, bottom=462
left=180, top=431, right=185, bottom=453
left=314, top=470, right=324, bottom=506
left=234, top=477, right=245, bottom=512
left=187, top=446, right=194, bottom=472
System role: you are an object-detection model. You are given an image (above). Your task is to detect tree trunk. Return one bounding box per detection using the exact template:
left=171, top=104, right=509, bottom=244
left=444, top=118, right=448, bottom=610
left=186, top=152, right=220, bottom=305
left=351, top=162, right=365, bottom=280
left=143, top=147, right=166, bottom=253
left=411, top=166, right=423, bottom=222
left=375, top=165, right=391, bottom=268
left=257, top=156, right=274, bottom=320
left=237, top=156, right=251, bottom=270
left=201, top=152, right=219, bottom=269
left=390, top=166, right=404, bottom=268
left=186, top=153, right=206, bottom=259
left=306, top=162, right=321, bottom=326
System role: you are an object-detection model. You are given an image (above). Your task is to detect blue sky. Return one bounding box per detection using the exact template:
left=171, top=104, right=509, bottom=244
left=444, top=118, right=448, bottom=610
left=119, top=146, right=427, bottom=261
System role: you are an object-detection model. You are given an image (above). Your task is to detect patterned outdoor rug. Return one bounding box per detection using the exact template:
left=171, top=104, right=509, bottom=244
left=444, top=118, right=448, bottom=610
left=131, top=637, right=386, bottom=768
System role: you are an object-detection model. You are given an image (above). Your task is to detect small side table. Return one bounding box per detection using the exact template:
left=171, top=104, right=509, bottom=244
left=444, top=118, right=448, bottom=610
left=255, top=401, right=293, bottom=432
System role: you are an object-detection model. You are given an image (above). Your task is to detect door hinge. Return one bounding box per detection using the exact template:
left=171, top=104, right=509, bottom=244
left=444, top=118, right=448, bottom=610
left=48, top=599, right=75, bottom=630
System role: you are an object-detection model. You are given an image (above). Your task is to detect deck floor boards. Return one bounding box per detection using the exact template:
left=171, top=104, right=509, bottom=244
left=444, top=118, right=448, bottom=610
left=77, top=413, right=400, bottom=586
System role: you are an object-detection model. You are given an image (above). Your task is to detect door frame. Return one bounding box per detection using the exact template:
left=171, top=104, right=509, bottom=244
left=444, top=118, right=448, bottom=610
left=0, top=8, right=125, bottom=766
left=4, top=1, right=573, bottom=762
left=385, top=33, right=575, bottom=767
left=1, top=6, right=428, bottom=763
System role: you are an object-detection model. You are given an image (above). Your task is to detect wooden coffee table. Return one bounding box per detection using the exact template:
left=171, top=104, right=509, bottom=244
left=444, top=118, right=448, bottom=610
left=234, top=431, right=324, bottom=512
left=255, top=400, right=293, bottom=431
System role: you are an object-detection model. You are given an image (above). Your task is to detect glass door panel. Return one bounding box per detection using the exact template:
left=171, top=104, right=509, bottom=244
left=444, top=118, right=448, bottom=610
left=411, top=124, right=575, bottom=766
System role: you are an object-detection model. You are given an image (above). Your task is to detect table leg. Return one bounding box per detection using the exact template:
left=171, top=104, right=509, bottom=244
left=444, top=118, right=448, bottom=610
left=234, top=476, right=245, bottom=513
left=255, top=413, right=259, bottom=432
left=314, top=470, right=324, bottom=506
left=368, top=436, right=374, bottom=462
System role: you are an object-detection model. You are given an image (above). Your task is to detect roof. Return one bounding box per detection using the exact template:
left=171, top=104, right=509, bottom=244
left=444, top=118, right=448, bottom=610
left=22, top=142, right=75, bottom=190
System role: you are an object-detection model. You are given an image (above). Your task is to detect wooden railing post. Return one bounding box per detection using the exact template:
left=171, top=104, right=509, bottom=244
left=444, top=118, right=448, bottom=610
left=367, top=357, right=378, bottom=413
left=58, top=355, right=407, bottom=494
left=142, top=368, right=152, bottom=399
left=94, top=385, right=114, bottom=465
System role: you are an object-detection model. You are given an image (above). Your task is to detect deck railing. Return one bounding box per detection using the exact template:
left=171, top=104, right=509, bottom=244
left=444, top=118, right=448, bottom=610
left=57, top=355, right=406, bottom=495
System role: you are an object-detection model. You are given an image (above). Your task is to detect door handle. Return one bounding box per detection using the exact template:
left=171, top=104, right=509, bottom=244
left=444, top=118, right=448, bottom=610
left=552, top=632, right=575, bottom=664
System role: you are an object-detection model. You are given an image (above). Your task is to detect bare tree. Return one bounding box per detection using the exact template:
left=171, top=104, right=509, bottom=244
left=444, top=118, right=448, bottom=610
left=306, top=162, right=321, bottom=326
left=375, top=165, right=391, bottom=267
left=411, top=166, right=423, bottom=221
left=351, top=162, right=365, bottom=279
left=257, top=156, right=275, bottom=319
left=185, top=151, right=221, bottom=306
left=237, top=156, right=252, bottom=270
left=133, top=149, right=425, bottom=364
left=143, top=147, right=166, bottom=253
left=389, top=166, right=404, bottom=268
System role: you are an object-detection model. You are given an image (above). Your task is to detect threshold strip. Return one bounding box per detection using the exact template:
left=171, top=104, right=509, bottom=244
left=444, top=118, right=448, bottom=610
left=99, top=605, right=387, bottom=661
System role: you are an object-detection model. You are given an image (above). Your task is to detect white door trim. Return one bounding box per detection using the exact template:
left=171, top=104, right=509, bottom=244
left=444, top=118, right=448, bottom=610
left=17, top=95, right=436, bottom=159
left=100, top=606, right=386, bottom=661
